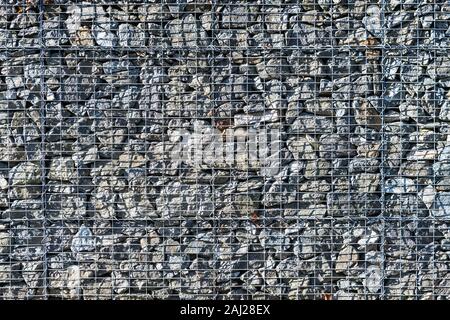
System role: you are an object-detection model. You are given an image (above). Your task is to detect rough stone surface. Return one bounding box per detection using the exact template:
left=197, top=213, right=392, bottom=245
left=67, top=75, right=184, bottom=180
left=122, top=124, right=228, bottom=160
left=0, top=1, right=448, bottom=301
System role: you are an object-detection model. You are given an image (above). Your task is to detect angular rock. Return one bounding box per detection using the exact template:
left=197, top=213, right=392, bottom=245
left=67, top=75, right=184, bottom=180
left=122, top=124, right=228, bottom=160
left=92, top=17, right=117, bottom=47
left=48, top=158, right=76, bottom=182
left=9, top=162, right=41, bottom=186
left=118, top=24, right=146, bottom=47
left=319, top=134, right=356, bottom=159
left=363, top=265, right=383, bottom=293
left=432, top=193, right=450, bottom=220
left=384, top=178, right=417, bottom=194
left=71, top=225, right=96, bottom=253
left=336, top=245, right=359, bottom=274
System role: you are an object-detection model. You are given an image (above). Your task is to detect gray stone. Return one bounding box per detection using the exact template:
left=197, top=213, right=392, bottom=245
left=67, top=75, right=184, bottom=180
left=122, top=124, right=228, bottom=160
left=222, top=5, right=255, bottom=29
left=305, top=159, right=330, bottom=179
left=400, top=161, right=432, bottom=177
left=47, top=193, right=87, bottom=220
left=432, top=193, right=450, bottom=219
left=256, top=58, right=288, bottom=79
left=138, top=4, right=171, bottom=23
left=71, top=225, right=96, bottom=253
left=287, top=136, right=317, bottom=160
left=156, top=182, right=214, bottom=219
left=439, top=101, right=450, bottom=121
left=289, top=114, right=334, bottom=134
left=401, top=63, right=423, bottom=82
left=428, top=57, right=450, bottom=79
left=1, top=199, right=43, bottom=220
left=43, top=19, right=68, bottom=47
left=353, top=98, right=381, bottom=129
left=362, top=6, right=382, bottom=37
left=288, top=21, right=333, bottom=46
left=384, top=178, right=417, bottom=193
left=0, top=232, right=10, bottom=255
left=419, top=185, right=436, bottom=209
left=349, top=158, right=380, bottom=173
left=304, top=99, right=334, bottom=116
left=293, top=230, right=320, bottom=260
left=363, top=265, right=383, bottom=293
left=352, top=173, right=380, bottom=193
left=0, top=0, right=449, bottom=300
left=262, top=179, right=297, bottom=207
left=385, top=194, right=428, bottom=217
left=335, top=245, right=359, bottom=274
left=264, top=8, right=288, bottom=33
left=22, top=262, right=44, bottom=288
left=117, top=192, right=158, bottom=220
left=439, top=145, right=450, bottom=161
left=327, top=192, right=380, bottom=217
left=0, top=264, right=20, bottom=284
left=92, top=18, right=117, bottom=47
left=118, top=24, right=146, bottom=47
left=9, top=162, right=41, bottom=186
left=433, top=162, right=450, bottom=177
left=319, top=134, right=356, bottom=159
left=48, top=158, right=76, bottom=182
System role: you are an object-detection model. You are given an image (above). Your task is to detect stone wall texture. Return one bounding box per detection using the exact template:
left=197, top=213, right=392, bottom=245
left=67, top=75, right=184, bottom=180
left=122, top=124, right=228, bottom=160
left=1, top=0, right=450, bottom=300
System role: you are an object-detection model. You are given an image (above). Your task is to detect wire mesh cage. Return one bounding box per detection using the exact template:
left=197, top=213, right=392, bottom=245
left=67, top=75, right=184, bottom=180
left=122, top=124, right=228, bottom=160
left=0, top=0, right=449, bottom=300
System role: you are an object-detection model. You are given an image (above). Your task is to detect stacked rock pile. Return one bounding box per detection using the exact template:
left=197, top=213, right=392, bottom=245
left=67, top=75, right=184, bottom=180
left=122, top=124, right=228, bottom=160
left=0, top=0, right=450, bottom=300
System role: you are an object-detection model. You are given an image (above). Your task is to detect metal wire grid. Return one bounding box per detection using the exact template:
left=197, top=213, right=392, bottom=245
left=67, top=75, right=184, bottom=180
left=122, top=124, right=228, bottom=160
left=0, top=0, right=449, bottom=300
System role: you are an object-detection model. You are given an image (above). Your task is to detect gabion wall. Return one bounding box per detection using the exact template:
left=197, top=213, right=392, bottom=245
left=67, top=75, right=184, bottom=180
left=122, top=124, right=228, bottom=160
left=1, top=0, right=450, bottom=300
